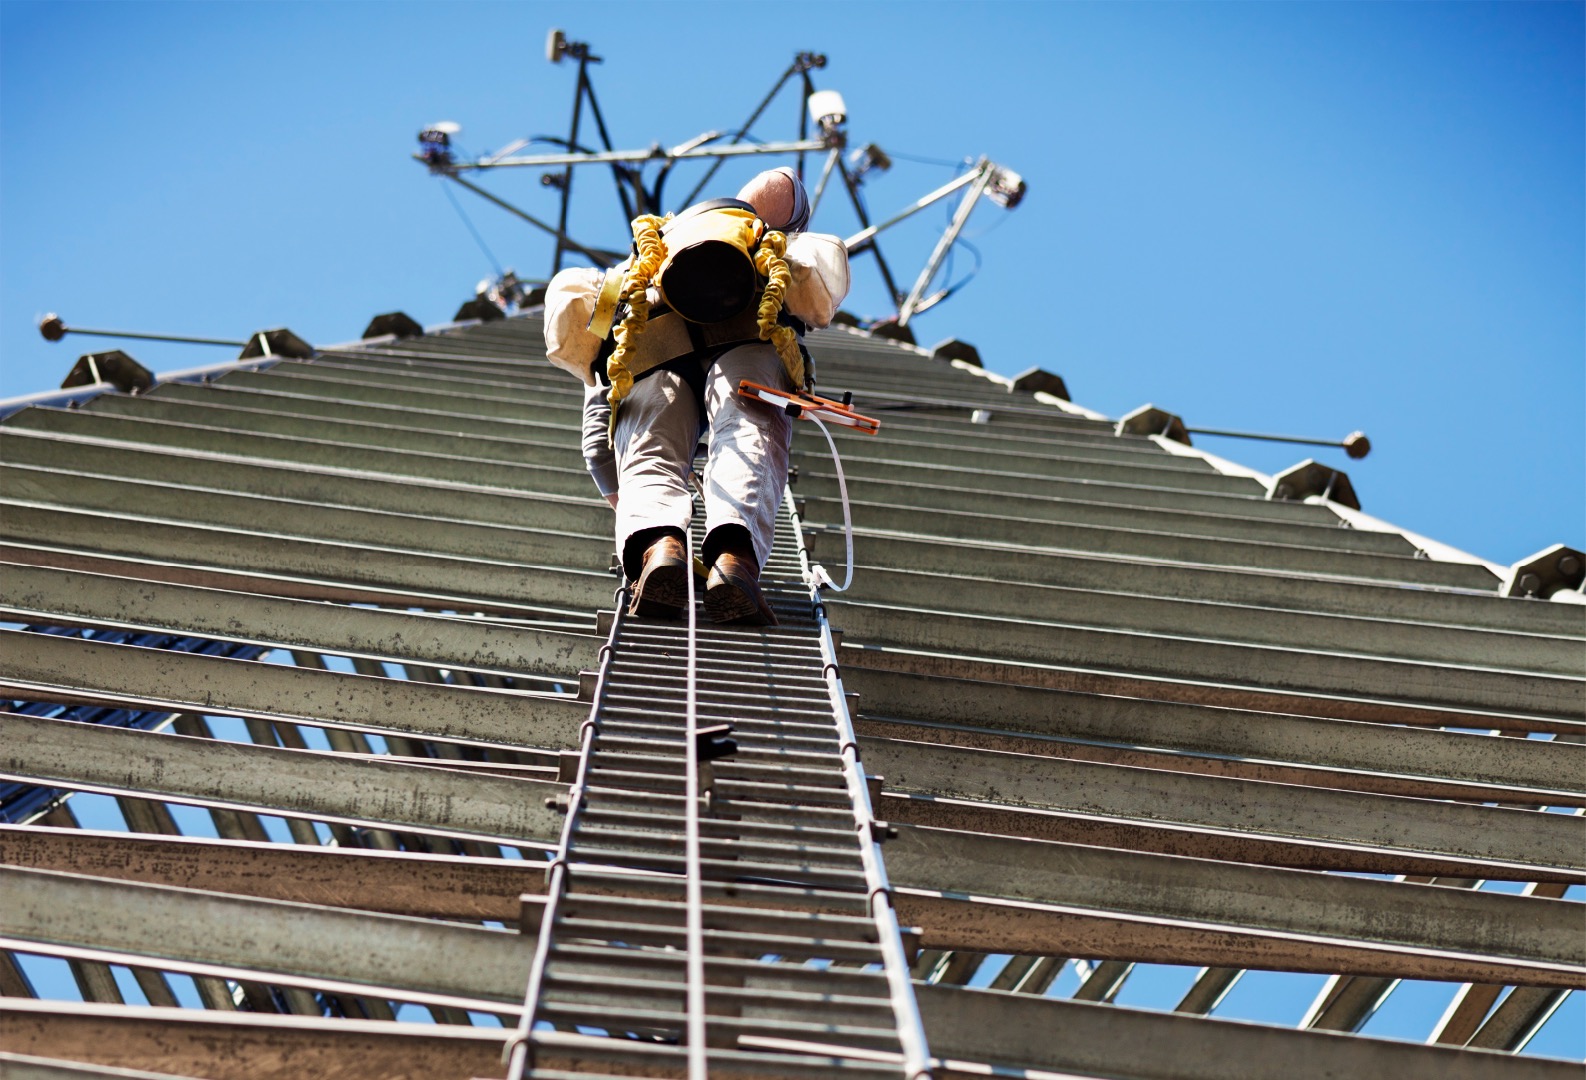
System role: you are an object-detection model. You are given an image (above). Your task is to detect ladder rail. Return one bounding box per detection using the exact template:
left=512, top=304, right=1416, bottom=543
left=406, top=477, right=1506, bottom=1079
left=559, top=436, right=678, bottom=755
left=506, top=584, right=630, bottom=1080
left=793, top=487, right=935, bottom=1080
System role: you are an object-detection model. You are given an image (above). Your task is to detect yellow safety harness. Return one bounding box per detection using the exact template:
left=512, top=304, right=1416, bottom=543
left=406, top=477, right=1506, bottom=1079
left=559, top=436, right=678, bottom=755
left=596, top=204, right=806, bottom=443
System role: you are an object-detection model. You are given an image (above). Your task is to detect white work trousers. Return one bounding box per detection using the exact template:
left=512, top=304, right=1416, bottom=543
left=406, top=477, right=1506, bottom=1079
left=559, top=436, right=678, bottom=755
left=614, top=343, right=794, bottom=574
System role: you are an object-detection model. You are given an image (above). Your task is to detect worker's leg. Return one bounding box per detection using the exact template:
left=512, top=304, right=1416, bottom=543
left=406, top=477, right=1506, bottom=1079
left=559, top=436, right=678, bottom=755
left=613, top=370, right=699, bottom=613
left=700, top=344, right=793, bottom=623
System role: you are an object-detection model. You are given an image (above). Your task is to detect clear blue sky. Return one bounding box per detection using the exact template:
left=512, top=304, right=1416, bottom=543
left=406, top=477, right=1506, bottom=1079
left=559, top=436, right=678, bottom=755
left=2, top=2, right=1582, bottom=567
left=0, top=2, right=1582, bottom=1057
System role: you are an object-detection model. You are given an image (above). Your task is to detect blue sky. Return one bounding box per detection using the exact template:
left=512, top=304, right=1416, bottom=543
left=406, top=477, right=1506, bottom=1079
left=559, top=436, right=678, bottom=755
left=2, top=1, right=1582, bottom=566
left=0, top=1, right=1583, bottom=1057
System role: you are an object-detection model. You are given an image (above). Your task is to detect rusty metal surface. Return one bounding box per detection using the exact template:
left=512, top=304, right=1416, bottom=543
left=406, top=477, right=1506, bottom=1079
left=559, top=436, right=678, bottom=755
left=0, top=1002, right=508, bottom=1080
left=1, top=714, right=566, bottom=845
left=916, top=984, right=1580, bottom=1080
left=848, top=670, right=1584, bottom=793
left=0, top=826, right=540, bottom=921
left=864, top=738, right=1585, bottom=872
left=888, top=826, right=1586, bottom=987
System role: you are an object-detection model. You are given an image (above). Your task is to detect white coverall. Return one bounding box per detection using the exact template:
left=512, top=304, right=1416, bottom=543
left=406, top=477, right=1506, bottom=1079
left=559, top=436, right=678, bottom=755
left=585, top=343, right=794, bottom=573
left=547, top=229, right=849, bottom=577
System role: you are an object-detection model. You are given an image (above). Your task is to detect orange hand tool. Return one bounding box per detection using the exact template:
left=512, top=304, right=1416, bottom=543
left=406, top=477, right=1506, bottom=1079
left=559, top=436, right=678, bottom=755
left=737, top=380, right=880, bottom=435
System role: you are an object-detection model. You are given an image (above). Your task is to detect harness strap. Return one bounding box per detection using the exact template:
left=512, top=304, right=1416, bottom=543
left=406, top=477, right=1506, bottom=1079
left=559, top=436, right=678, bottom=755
left=619, top=308, right=766, bottom=383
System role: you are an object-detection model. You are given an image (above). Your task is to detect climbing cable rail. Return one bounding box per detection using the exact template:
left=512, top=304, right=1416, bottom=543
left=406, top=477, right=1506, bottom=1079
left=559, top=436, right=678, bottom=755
left=507, top=480, right=931, bottom=1079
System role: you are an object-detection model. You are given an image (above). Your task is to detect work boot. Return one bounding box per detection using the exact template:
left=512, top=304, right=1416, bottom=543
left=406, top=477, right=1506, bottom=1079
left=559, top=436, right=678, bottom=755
left=705, top=547, right=778, bottom=626
left=629, top=534, right=688, bottom=620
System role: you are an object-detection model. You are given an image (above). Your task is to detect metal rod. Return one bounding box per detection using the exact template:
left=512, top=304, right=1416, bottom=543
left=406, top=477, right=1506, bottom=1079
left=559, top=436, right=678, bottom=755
left=38, top=320, right=247, bottom=349
left=808, top=147, right=842, bottom=218
left=439, top=138, right=828, bottom=171
left=788, top=489, right=935, bottom=1079
left=575, top=61, right=635, bottom=223
left=830, top=154, right=907, bottom=305
left=1187, top=426, right=1371, bottom=459
left=553, top=56, right=590, bottom=273
left=680, top=59, right=802, bottom=208
left=506, top=590, right=629, bottom=1080
left=683, top=532, right=707, bottom=1078
left=842, top=168, right=984, bottom=252
left=443, top=173, right=618, bottom=268
left=796, top=67, right=816, bottom=183
left=898, top=163, right=996, bottom=328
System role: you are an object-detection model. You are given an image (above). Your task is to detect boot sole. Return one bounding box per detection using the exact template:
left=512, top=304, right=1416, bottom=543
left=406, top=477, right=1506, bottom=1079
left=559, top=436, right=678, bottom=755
left=631, top=558, right=689, bottom=619
left=705, top=572, right=778, bottom=626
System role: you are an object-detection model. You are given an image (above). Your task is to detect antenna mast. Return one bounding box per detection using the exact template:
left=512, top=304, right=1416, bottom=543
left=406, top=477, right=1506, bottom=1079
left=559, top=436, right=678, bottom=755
left=413, top=30, right=1025, bottom=327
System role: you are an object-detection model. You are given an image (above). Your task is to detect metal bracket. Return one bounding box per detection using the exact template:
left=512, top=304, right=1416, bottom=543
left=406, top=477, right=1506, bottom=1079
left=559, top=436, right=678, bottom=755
left=931, top=338, right=981, bottom=367
left=238, top=327, right=314, bottom=361
left=452, top=297, right=505, bottom=323
left=866, top=774, right=884, bottom=804
left=518, top=893, right=548, bottom=934
left=557, top=751, right=582, bottom=784
left=361, top=311, right=424, bottom=339
left=1010, top=366, right=1070, bottom=401
left=1117, top=403, right=1190, bottom=445
left=1268, top=459, right=1361, bottom=511
left=695, top=723, right=738, bottom=763
left=1502, top=544, right=1585, bottom=599
left=60, top=350, right=153, bottom=395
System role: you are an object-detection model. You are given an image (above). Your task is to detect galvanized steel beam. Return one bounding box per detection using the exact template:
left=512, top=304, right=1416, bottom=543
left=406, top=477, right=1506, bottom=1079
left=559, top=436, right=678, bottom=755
left=0, top=503, right=611, bottom=613
left=888, top=826, right=1586, bottom=987
left=800, top=504, right=1492, bottom=589
left=73, top=391, right=581, bottom=469
left=0, top=629, right=585, bottom=749
left=859, top=719, right=1580, bottom=807
left=0, top=713, right=566, bottom=845
left=915, top=984, right=1577, bottom=1080
left=847, top=670, right=1584, bottom=796
left=216, top=367, right=568, bottom=421
left=0, top=427, right=606, bottom=530
left=841, top=648, right=1579, bottom=735
left=797, top=470, right=1405, bottom=553
left=0, top=465, right=607, bottom=572
left=808, top=530, right=1573, bottom=636
left=2, top=866, right=533, bottom=1002
left=865, top=738, right=1583, bottom=873
left=0, top=826, right=537, bottom=922
left=0, top=564, right=599, bottom=677
left=148, top=379, right=576, bottom=443
left=837, top=566, right=1576, bottom=674
left=802, top=441, right=1261, bottom=496
left=790, top=417, right=1225, bottom=472
left=834, top=604, right=1583, bottom=720
left=0, top=1000, right=508, bottom=1080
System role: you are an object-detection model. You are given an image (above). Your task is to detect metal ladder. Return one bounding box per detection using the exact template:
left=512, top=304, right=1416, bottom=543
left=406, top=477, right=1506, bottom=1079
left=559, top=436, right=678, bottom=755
left=506, top=490, right=931, bottom=1080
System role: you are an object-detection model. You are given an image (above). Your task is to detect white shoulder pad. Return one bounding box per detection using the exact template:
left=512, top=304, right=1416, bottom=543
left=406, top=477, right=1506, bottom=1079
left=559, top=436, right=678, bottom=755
left=543, top=267, right=607, bottom=385
left=783, top=232, right=850, bottom=329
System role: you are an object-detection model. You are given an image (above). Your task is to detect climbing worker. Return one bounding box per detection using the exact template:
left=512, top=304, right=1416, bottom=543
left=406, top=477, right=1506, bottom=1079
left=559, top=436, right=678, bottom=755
left=544, top=167, right=849, bottom=625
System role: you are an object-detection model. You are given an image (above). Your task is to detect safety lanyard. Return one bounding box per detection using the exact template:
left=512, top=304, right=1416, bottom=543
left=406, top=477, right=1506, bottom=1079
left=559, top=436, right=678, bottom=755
left=738, top=379, right=876, bottom=593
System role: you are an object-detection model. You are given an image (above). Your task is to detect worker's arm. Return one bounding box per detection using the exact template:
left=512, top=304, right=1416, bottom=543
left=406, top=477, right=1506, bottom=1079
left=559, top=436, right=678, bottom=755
left=582, top=381, right=619, bottom=507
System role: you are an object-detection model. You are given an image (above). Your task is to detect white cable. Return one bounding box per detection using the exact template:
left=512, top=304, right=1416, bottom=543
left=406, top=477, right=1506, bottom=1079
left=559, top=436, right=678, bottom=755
left=682, top=527, right=707, bottom=1078
left=807, top=413, right=854, bottom=593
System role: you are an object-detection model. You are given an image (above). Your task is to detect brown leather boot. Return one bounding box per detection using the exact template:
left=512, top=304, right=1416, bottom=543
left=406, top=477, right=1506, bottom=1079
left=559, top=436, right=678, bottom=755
left=629, top=534, right=688, bottom=619
left=705, top=547, right=778, bottom=626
